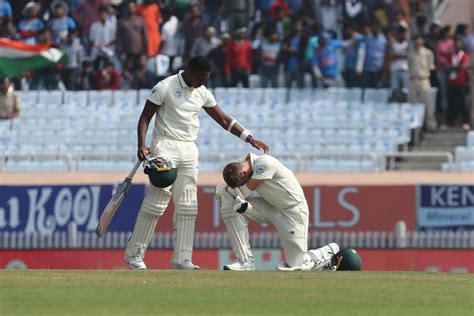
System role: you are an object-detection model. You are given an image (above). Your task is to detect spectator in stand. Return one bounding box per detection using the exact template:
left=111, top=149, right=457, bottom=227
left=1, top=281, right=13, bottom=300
left=342, top=24, right=365, bottom=88
left=47, top=1, right=76, bottom=45
left=226, top=27, right=252, bottom=87
left=455, top=23, right=469, bottom=50
left=447, top=39, right=470, bottom=130
left=0, top=78, right=20, bottom=120
left=207, top=32, right=231, bottom=88
left=73, top=0, right=107, bottom=54
left=320, top=0, right=342, bottom=38
left=363, top=23, right=387, bottom=88
left=222, top=0, right=254, bottom=33
left=60, top=29, right=84, bottom=90
left=90, top=5, right=117, bottom=71
left=311, top=32, right=343, bottom=88
left=96, top=60, right=120, bottom=90
left=408, top=35, right=437, bottom=132
left=1, top=20, right=18, bottom=39
left=389, top=26, right=409, bottom=93
left=132, top=54, right=157, bottom=89
left=30, top=29, right=60, bottom=90
left=120, top=55, right=135, bottom=90
left=270, top=0, right=291, bottom=20
left=0, top=0, right=12, bottom=22
left=190, top=26, right=221, bottom=58
left=137, top=0, right=161, bottom=57
left=259, top=28, right=281, bottom=88
left=343, top=0, right=365, bottom=30
left=18, top=2, right=44, bottom=44
left=282, top=20, right=304, bottom=90
left=117, top=1, right=147, bottom=66
left=424, top=21, right=441, bottom=53
left=435, top=25, right=454, bottom=122
left=272, top=5, right=291, bottom=41
left=75, top=60, right=97, bottom=90
left=160, top=8, right=180, bottom=74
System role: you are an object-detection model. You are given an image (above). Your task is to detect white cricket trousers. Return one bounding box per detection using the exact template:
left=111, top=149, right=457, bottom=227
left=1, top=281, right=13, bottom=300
left=125, top=136, right=199, bottom=265
left=244, top=198, right=309, bottom=267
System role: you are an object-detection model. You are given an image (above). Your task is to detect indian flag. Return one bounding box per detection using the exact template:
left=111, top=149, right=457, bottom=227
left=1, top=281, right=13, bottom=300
left=0, top=38, right=67, bottom=78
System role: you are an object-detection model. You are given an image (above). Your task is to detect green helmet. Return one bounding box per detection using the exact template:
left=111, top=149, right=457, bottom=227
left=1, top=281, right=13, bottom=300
left=331, top=248, right=362, bottom=271
left=143, top=154, right=177, bottom=188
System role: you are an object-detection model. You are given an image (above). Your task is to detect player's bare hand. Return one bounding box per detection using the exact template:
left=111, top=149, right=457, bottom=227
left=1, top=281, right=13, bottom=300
left=137, top=145, right=151, bottom=161
left=248, top=137, right=270, bottom=154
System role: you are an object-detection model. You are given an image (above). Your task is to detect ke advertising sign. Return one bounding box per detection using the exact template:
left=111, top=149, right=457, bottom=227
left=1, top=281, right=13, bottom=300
left=0, top=184, right=145, bottom=234
left=417, top=185, right=474, bottom=230
left=155, top=185, right=417, bottom=234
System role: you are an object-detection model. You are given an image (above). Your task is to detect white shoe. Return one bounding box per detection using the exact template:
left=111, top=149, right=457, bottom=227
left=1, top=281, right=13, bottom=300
left=125, top=256, right=147, bottom=270
left=223, top=261, right=256, bottom=271
left=308, top=242, right=340, bottom=271
left=173, top=260, right=200, bottom=270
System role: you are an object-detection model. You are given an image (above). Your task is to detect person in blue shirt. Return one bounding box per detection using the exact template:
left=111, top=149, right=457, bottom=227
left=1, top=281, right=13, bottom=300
left=0, top=0, right=12, bottom=21
left=281, top=20, right=305, bottom=90
left=311, top=32, right=343, bottom=88
left=18, top=2, right=45, bottom=44
left=362, top=23, right=387, bottom=88
left=342, top=24, right=365, bottom=88
left=47, top=1, right=76, bottom=45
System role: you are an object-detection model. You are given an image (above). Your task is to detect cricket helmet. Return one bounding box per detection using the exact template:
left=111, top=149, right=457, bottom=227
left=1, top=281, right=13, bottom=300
left=143, top=154, right=177, bottom=188
left=331, top=248, right=362, bottom=271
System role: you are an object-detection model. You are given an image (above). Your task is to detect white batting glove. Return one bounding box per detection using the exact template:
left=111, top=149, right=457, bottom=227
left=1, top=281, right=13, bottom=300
left=233, top=196, right=252, bottom=214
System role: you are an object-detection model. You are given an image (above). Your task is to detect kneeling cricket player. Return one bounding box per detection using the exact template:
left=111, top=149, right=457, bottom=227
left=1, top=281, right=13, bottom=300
left=215, top=153, right=340, bottom=271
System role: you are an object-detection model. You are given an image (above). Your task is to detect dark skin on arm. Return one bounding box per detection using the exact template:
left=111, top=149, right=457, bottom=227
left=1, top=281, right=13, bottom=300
left=136, top=68, right=270, bottom=161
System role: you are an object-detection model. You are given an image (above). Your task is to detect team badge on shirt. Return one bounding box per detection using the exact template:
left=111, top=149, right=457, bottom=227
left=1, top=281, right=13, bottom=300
left=174, top=88, right=182, bottom=98
left=256, top=165, right=265, bottom=175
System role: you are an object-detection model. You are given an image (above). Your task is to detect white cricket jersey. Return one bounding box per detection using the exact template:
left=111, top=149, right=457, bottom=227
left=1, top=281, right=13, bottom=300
left=147, top=70, right=217, bottom=142
left=248, top=153, right=306, bottom=210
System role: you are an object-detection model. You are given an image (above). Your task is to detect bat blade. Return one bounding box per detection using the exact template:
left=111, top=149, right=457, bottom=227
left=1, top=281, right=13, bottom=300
left=95, top=178, right=132, bottom=238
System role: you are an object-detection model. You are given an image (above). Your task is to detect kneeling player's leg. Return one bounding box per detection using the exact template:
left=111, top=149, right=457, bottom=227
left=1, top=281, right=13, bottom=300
left=216, top=188, right=254, bottom=265
left=125, top=184, right=172, bottom=262
left=248, top=198, right=309, bottom=268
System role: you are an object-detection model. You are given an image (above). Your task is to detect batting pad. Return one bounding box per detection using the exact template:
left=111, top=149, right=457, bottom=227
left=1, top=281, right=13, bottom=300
left=125, top=212, right=160, bottom=259
left=220, top=191, right=254, bottom=264
left=141, top=185, right=172, bottom=217
left=172, top=186, right=198, bottom=264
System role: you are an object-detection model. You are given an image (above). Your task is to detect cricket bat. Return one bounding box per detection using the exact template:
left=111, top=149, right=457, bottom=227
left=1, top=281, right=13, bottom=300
left=95, top=160, right=142, bottom=238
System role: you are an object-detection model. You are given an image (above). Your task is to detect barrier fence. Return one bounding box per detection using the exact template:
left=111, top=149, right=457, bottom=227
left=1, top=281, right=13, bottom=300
left=2, top=229, right=473, bottom=250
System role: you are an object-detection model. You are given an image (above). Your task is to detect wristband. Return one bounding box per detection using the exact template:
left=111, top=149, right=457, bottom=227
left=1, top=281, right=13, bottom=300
left=238, top=185, right=252, bottom=198
left=240, top=129, right=251, bottom=142
left=227, top=118, right=237, bottom=132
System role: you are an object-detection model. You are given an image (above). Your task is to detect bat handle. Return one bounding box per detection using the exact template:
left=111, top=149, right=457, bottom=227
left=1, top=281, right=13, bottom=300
left=127, top=160, right=142, bottom=179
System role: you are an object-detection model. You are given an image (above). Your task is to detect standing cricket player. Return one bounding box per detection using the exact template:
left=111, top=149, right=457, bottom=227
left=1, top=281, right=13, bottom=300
left=215, top=153, right=339, bottom=271
left=125, top=56, right=269, bottom=270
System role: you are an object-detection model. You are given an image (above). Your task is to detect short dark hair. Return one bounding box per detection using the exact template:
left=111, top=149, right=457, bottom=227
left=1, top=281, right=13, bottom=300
left=187, top=56, right=212, bottom=73
left=223, top=162, right=241, bottom=188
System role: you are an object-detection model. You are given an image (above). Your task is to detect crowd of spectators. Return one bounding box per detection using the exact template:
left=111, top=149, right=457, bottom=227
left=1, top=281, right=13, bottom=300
left=0, top=0, right=472, bottom=129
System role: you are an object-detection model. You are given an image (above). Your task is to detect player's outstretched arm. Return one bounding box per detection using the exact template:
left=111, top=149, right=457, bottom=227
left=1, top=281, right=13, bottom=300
left=204, top=105, right=270, bottom=153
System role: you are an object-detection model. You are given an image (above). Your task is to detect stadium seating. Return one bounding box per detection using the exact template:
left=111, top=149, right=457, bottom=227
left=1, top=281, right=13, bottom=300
left=0, top=88, right=427, bottom=172
left=441, top=131, right=474, bottom=172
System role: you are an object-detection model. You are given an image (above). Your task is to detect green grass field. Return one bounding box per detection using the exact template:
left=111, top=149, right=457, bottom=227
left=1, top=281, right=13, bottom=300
left=1, top=270, right=473, bottom=316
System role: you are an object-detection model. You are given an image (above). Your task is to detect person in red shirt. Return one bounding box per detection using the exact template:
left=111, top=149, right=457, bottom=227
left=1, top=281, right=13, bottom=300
left=226, top=27, right=253, bottom=88
left=137, top=0, right=161, bottom=57
left=96, top=61, right=120, bottom=90
left=447, top=38, right=470, bottom=129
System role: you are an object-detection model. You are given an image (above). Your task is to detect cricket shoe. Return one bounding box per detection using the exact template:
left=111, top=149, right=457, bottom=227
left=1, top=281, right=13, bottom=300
left=223, top=261, right=256, bottom=271
left=125, top=256, right=147, bottom=270
left=173, top=260, right=200, bottom=270
left=307, top=242, right=340, bottom=271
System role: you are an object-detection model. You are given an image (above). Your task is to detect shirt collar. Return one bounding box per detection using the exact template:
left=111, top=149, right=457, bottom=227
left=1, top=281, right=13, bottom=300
left=178, top=70, right=192, bottom=89
left=245, top=152, right=257, bottom=172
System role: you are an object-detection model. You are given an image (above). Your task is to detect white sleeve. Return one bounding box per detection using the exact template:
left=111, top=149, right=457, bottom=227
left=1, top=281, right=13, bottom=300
left=147, top=81, right=166, bottom=106
left=203, top=89, right=217, bottom=108
left=251, top=156, right=276, bottom=180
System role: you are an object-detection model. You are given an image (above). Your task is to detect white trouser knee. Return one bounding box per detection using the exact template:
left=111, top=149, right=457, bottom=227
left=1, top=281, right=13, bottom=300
left=125, top=185, right=171, bottom=259
left=172, top=186, right=198, bottom=264
left=219, top=190, right=253, bottom=263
